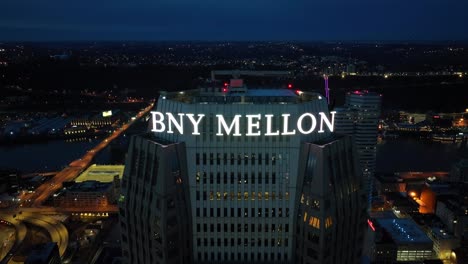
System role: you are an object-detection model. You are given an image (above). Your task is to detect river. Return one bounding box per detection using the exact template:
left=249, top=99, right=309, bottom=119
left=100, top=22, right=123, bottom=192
left=0, top=136, right=463, bottom=173
left=0, top=137, right=112, bottom=172
left=375, top=137, right=462, bottom=173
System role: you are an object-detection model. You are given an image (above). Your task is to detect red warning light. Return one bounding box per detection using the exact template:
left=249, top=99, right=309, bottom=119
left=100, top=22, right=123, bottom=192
left=367, top=219, right=376, bottom=232
left=224, top=82, right=228, bottom=87
left=223, top=88, right=228, bottom=93
left=287, top=84, right=293, bottom=89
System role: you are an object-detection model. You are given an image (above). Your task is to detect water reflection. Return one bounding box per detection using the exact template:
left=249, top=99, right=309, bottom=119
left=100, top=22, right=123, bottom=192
left=376, top=138, right=461, bottom=173
left=0, top=137, right=110, bottom=172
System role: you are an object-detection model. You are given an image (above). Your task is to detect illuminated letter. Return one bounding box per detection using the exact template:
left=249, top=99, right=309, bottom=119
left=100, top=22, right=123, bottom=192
left=246, top=114, right=261, bottom=136
left=151, top=111, right=165, bottom=132
left=281, top=114, right=296, bottom=135
left=318, top=111, right=336, bottom=133
left=166, top=113, right=184, bottom=134
left=297, top=113, right=317, bottom=134
left=265, top=114, right=280, bottom=136
left=186, top=114, right=205, bottom=135
left=216, top=115, right=241, bottom=136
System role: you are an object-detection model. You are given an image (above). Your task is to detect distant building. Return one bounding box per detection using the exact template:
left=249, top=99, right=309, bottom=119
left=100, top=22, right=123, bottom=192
left=0, top=169, right=20, bottom=194
left=25, top=242, right=61, bottom=264
left=374, top=173, right=406, bottom=194
left=74, top=164, right=124, bottom=183
left=53, top=165, right=124, bottom=208
left=69, top=110, right=129, bottom=129
left=346, top=64, right=357, bottom=75
left=334, top=90, right=381, bottom=207
left=436, top=197, right=468, bottom=239
left=53, top=180, right=117, bottom=208
left=427, top=227, right=459, bottom=261
left=450, top=159, right=468, bottom=183
left=425, top=113, right=453, bottom=128
left=383, top=192, right=420, bottom=216
left=367, top=217, right=433, bottom=263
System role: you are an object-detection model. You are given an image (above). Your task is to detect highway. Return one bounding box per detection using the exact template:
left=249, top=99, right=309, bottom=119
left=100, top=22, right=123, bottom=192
left=30, top=102, right=154, bottom=207
left=17, top=212, right=69, bottom=257
left=0, top=212, right=69, bottom=264
left=0, top=214, right=26, bottom=264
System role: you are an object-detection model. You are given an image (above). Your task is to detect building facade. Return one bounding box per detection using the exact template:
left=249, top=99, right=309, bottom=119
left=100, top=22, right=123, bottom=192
left=120, top=82, right=366, bottom=264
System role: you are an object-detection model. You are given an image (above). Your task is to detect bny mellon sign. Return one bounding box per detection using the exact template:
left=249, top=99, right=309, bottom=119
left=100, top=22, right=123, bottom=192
left=150, top=111, right=336, bottom=136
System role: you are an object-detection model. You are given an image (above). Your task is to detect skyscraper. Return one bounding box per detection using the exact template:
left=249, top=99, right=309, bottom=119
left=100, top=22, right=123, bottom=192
left=119, top=77, right=366, bottom=264
left=334, top=90, right=382, bottom=207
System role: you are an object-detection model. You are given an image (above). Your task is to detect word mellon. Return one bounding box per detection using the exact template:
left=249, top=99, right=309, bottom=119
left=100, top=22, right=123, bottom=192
left=150, top=111, right=336, bottom=136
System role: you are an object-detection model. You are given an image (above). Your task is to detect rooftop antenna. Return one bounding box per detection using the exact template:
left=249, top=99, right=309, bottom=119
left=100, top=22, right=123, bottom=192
left=323, top=74, right=330, bottom=104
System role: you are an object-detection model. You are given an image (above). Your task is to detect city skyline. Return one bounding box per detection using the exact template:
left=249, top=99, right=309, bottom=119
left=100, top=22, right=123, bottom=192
left=1, top=5, right=468, bottom=260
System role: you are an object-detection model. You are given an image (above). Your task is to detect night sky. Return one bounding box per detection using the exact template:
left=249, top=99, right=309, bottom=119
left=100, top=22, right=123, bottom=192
left=1, top=0, right=468, bottom=41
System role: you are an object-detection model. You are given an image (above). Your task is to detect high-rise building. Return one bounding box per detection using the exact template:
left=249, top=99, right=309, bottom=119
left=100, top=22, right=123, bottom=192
left=334, top=90, right=381, bottom=206
left=119, top=78, right=366, bottom=264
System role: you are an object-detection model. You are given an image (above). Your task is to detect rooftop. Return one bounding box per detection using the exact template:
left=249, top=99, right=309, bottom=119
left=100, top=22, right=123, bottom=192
left=376, top=218, right=432, bottom=245
left=67, top=180, right=111, bottom=193
left=161, top=88, right=323, bottom=104
left=228, top=88, right=297, bottom=97
left=75, top=164, right=124, bottom=183
left=347, top=90, right=382, bottom=97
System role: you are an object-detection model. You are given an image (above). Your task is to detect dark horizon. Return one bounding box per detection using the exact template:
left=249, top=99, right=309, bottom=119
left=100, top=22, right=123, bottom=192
left=2, top=40, right=468, bottom=44
left=2, top=0, right=468, bottom=42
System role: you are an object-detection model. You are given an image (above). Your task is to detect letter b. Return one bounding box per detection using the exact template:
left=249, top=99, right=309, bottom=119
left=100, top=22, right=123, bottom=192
left=151, top=111, right=166, bottom=132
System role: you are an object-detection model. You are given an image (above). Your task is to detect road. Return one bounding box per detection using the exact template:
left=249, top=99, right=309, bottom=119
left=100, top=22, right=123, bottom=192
left=17, top=212, right=69, bottom=257
left=2, top=102, right=153, bottom=262
left=0, top=215, right=26, bottom=264
left=0, top=212, right=69, bottom=264
left=30, top=102, right=154, bottom=207
left=0, top=227, right=15, bottom=262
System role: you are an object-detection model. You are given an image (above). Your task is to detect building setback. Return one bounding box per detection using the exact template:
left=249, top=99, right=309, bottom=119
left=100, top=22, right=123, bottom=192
left=119, top=81, right=366, bottom=264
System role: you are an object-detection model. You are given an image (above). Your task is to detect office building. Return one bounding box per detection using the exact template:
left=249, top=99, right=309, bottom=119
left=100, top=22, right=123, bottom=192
left=53, top=165, right=124, bottom=208
left=367, top=217, right=433, bottom=263
left=334, top=90, right=381, bottom=206
left=436, top=197, right=468, bottom=239
left=119, top=76, right=365, bottom=264
left=427, top=227, right=459, bottom=261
